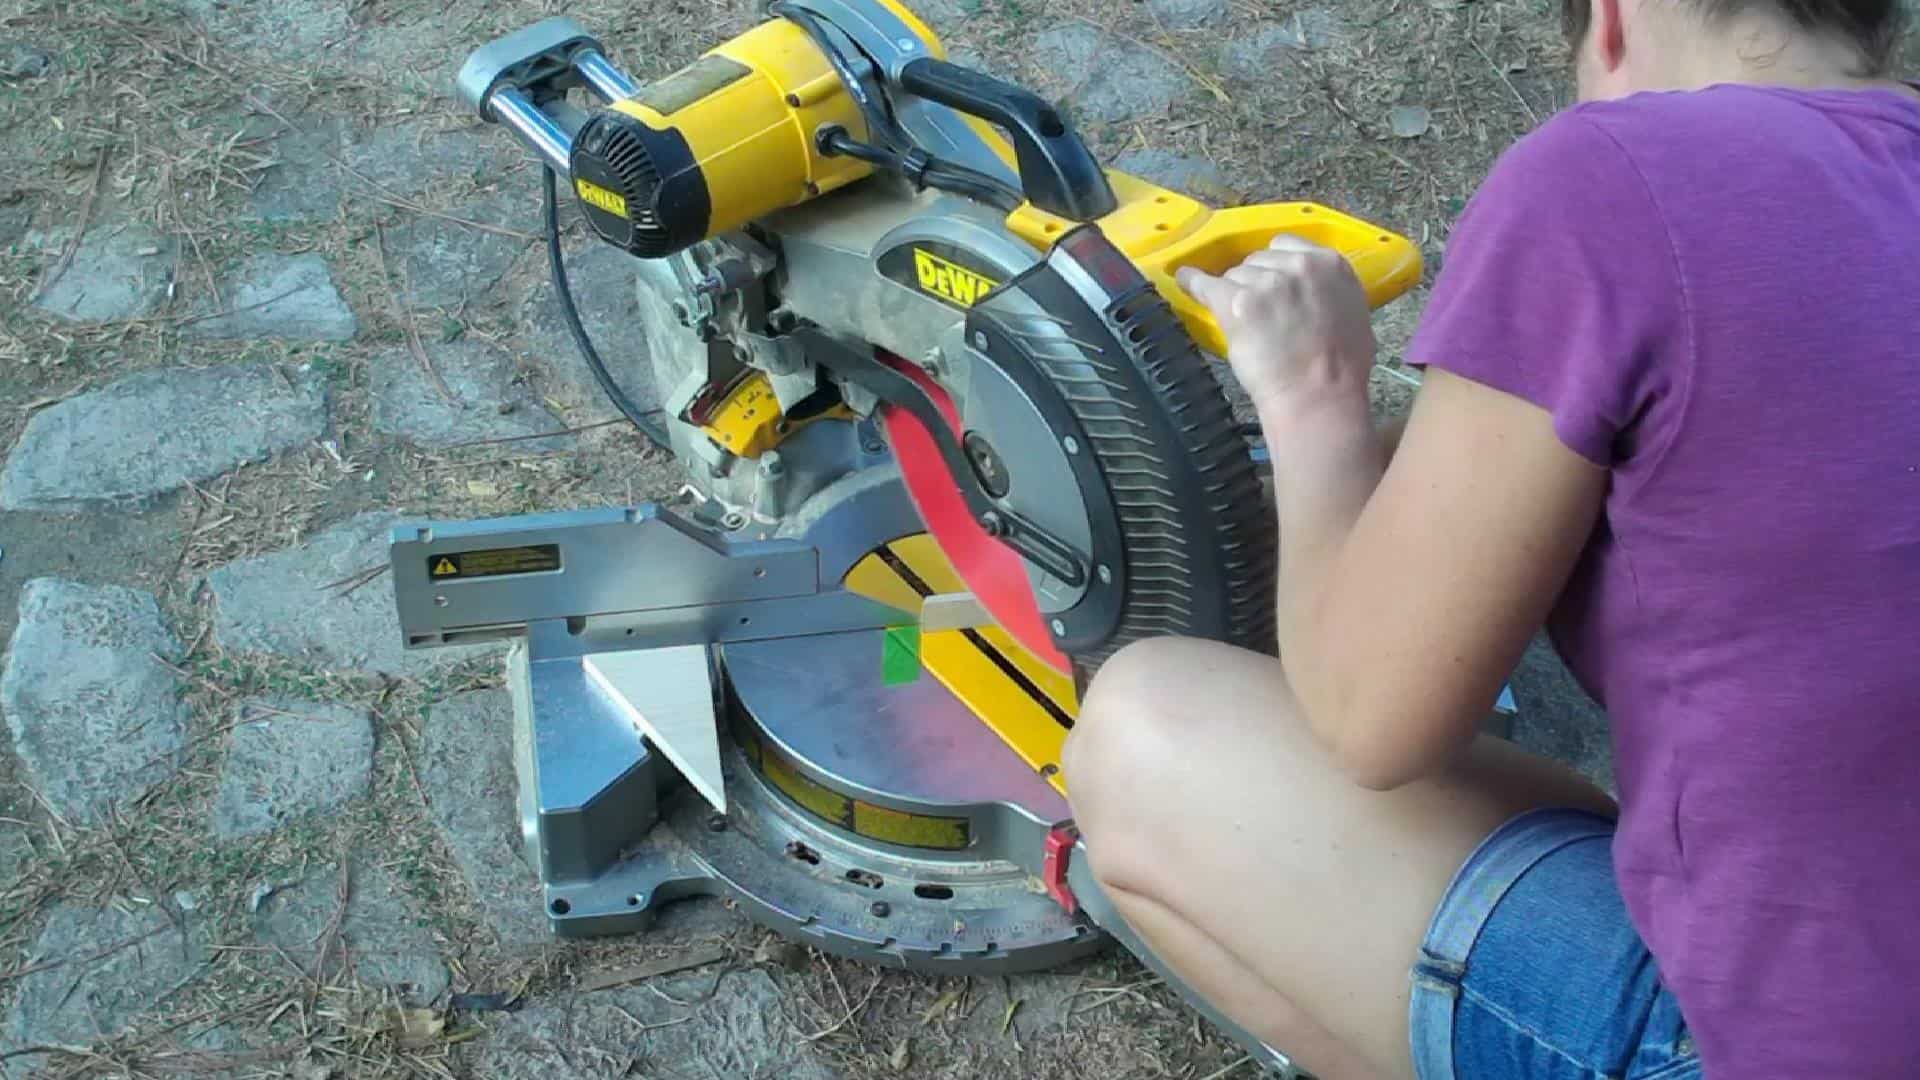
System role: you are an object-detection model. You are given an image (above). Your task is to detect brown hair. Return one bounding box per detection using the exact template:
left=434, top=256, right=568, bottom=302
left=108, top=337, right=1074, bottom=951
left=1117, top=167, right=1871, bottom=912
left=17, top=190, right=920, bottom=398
left=1562, top=0, right=1909, bottom=75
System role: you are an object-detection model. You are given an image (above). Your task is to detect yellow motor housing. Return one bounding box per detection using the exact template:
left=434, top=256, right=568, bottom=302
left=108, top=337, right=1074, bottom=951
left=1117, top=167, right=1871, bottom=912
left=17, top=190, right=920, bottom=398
left=568, top=8, right=943, bottom=257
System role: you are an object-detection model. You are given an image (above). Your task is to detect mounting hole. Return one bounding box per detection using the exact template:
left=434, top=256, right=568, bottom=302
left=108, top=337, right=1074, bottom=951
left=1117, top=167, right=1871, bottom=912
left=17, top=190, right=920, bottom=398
left=550, top=898, right=572, bottom=916
left=1154, top=223, right=1169, bottom=232
left=753, top=567, right=767, bottom=578
left=1044, top=222, right=1060, bottom=234
left=626, top=894, right=645, bottom=907
left=914, top=884, right=955, bottom=901
left=738, top=616, right=751, bottom=626
left=1379, top=234, right=1393, bottom=243
left=938, top=942, right=954, bottom=955
left=1300, top=205, right=1315, bottom=214
left=786, top=841, right=822, bottom=866
left=565, top=616, right=586, bottom=636
left=623, top=627, right=634, bottom=636
left=1154, top=195, right=1170, bottom=204
left=1036, top=108, right=1066, bottom=138
left=1040, top=763, right=1060, bottom=778
left=845, top=869, right=885, bottom=889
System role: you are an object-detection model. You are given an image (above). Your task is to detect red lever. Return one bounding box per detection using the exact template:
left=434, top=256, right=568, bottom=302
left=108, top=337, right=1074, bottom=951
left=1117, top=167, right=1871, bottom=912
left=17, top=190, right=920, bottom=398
left=1042, top=823, right=1081, bottom=914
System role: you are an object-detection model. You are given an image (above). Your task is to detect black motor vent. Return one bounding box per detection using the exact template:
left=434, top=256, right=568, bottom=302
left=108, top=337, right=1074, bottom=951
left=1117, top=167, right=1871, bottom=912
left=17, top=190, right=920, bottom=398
left=567, top=109, right=712, bottom=258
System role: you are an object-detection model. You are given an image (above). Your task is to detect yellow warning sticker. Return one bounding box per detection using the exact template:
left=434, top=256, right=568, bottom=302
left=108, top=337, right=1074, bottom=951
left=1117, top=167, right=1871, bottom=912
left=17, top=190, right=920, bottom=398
left=427, top=544, right=561, bottom=580
left=912, top=248, right=999, bottom=308
left=736, top=721, right=973, bottom=851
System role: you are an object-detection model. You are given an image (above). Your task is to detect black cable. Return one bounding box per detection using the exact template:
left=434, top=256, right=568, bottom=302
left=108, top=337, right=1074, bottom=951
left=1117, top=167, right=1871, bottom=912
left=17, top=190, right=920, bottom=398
left=542, top=166, right=674, bottom=452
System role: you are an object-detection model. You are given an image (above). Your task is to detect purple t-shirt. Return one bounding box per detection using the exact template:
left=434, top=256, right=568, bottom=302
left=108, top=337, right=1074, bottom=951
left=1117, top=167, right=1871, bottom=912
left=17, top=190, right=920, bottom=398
left=1408, top=85, right=1920, bottom=1075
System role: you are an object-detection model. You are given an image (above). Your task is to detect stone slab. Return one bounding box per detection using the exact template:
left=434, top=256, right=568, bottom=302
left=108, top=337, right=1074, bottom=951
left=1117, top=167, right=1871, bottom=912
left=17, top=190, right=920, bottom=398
left=0, top=363, right=327, bottom=511
left=254, top=861, right=449, bottom=1005
left=0, top=579, right=187, bottom=823
left=249, top=120, right=346, bottom=222
left=342, top=125, right=517, bottom=199
left=188, top=252, right=358, bottom=341
left=31, top=220, right=176, bottom=323
left=207, top=512, right=501, bottom=677
left=1222, top=12, right=1341, bottom=80
left=370, top=340, right=572, bottom=451
left=211, top=698, right=374, bottom=838
left=417, top=688, right=548, bottom=947
left=476, top=969, right=837, bottom=1080
left=389, top=192, right=531, bottom=310
left=1030, top=25, right=1190, bottom=125
left=522, top=242, right=657, bottom=422
left=0, top=903, right=201, bottom=1070
left=1148, top=0, right=1228, bottom=28
left=1112, top=148, right=1239, bottom=205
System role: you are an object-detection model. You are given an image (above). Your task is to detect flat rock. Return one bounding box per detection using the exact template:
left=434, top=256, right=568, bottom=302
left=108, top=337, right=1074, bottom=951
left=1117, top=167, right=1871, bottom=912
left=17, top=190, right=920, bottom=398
left=0, top=580, right=187, bottom=823
left=389, top=192, right=530, bottom=309
left=1029, top=25, right=1189, bottom=125
left=0, top=902, right=201, bottom=1070
left=207, top=512, right=501, bottom=677
left=1149, top=0, right=1229, bottom=28
left=522, top=242, right=657, bottom=421
left=1221, top=11, right=1341, bottom=80
left=212, top=698, right=373, bottom=838
left=371, top=340, right=572, bottom=451
left=477, top=969, right=837, bottom=1080
left=1112, top=148, right=1237, bottom=204
left=1510, top=637, right=1615, bottom=793
left=1, top=41, right=54, bottom=80
left=255, top=862, right=449, bottom=1005
left=188, top=252, right=357, bottom=341
left=32, top=220, right=176, bottom=323
left=343, top=125, right=517, bottom=199
left=250, top=120, right=346, bottom=222
left=417, top=689, right=548, bottom=947
left=0, top=363, right=327, bottom=511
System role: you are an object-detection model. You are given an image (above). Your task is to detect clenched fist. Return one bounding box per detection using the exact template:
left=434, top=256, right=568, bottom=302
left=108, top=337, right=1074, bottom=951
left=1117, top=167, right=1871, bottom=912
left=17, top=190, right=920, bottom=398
left=1176, top=233, right=1377, bottom=415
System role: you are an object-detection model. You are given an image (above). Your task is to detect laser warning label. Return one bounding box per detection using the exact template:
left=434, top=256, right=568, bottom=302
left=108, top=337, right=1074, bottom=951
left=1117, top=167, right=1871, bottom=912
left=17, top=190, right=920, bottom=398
left=427, top=544, right=561, bottom=580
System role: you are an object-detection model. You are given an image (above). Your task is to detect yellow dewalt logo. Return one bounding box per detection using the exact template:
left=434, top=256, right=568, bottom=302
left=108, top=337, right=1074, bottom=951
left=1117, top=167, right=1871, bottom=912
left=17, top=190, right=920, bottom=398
left=913, top=248, right=998, bottom=307
left=575, top=178, right=628, bottom=219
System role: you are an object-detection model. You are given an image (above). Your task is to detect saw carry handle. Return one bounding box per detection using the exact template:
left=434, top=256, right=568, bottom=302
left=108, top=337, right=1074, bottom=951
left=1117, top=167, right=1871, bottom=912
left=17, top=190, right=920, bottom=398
left=896, top=58, right=1117, bottom=222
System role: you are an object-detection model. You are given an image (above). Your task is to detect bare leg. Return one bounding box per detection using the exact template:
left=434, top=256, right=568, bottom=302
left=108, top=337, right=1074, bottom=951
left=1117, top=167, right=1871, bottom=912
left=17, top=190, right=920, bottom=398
left=1063, top=637, right=1614, bottom=1079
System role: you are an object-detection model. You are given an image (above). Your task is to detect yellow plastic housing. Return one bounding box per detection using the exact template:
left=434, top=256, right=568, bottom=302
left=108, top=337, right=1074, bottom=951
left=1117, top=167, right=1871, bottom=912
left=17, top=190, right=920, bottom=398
left=1007, top=172, right=1423, bottom=357
left=607, top=16, right=924, bottom=237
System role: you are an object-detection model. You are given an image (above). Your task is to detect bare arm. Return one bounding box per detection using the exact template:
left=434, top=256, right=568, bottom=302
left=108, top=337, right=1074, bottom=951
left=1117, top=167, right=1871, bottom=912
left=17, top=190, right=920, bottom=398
left=1183, top=244, right=1604, bottom=789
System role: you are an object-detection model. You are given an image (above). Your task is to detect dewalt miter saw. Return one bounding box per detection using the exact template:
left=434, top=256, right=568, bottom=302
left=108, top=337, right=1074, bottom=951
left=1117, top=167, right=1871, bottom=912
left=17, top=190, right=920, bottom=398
left=390, top=4, right=1420, bottom=1073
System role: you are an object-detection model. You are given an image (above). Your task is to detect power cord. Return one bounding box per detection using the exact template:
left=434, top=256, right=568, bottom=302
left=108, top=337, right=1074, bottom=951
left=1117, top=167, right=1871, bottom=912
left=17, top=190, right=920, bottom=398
left=542, top=166, right=674, bottom=453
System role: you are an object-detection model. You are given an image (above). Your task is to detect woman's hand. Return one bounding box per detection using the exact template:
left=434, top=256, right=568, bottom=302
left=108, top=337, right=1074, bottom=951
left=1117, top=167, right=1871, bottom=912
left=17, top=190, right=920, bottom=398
left=1176, top=234, right=1377, bottom=416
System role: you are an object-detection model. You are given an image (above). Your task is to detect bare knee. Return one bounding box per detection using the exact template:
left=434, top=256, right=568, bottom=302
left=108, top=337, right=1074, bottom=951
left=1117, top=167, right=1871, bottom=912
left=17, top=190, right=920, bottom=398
left=1065, top=637, right=1226, bottom=888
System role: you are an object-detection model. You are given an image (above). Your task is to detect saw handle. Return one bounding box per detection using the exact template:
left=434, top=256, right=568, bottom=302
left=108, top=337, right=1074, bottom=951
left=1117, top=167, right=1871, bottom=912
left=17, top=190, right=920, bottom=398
left=897, top=57, right=1117, bottom=222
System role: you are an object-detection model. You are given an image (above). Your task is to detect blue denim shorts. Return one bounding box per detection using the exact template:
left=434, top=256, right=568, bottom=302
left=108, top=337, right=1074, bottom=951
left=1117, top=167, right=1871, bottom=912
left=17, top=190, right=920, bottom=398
left=1408, top=809, right=1702, bottom=1080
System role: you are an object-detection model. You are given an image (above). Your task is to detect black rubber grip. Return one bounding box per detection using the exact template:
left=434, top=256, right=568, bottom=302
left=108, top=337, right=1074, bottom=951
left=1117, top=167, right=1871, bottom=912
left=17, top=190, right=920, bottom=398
left=897, top=57, right=1117, bottom=222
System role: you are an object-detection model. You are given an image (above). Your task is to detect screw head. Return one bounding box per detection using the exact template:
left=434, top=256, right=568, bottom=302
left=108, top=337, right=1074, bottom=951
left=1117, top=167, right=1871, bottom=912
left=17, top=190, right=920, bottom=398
left=1097, top=564, right=1112, bottom=584
left=972, top=330, right=989, bottom=351
left=963, top=431, right=1011, bottom=499
left=1051, top=619, right=1067, bottom=636
left=871, top=901, right=891, bottom=918
left=1062, top=435, right=1080, bottom=455
left=706, top=814, right=728, bottom=833
left=979, top=511, right=1006, bottom=537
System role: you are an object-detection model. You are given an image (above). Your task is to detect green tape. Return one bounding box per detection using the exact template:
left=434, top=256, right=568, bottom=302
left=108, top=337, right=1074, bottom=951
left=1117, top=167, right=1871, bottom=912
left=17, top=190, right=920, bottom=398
left=882, top=625, right=922, bottom=685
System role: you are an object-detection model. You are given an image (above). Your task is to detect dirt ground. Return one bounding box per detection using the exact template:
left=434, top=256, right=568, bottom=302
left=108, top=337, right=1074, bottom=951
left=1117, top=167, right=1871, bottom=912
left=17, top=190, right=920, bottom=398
left=4, top=0, right=1905, bottom=1078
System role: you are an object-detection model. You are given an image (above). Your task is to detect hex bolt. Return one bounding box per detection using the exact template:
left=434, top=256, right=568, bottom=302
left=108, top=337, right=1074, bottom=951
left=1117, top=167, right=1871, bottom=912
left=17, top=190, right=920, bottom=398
left=979, top=511, right=1007, bottom=537
left=871, top=901, right=891, bottom=918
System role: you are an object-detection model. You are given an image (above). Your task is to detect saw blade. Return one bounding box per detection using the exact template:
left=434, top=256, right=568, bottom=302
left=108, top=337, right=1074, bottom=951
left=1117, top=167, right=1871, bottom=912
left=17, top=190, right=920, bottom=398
left=878, top=357, right=1074, bottom=673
